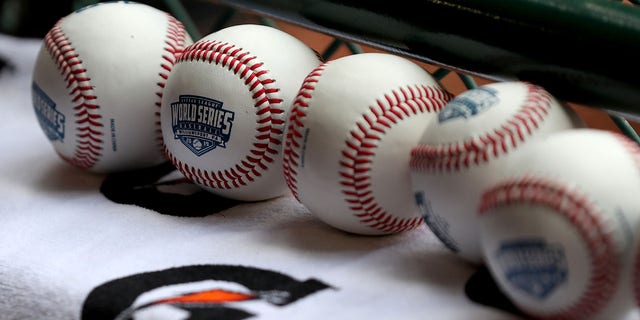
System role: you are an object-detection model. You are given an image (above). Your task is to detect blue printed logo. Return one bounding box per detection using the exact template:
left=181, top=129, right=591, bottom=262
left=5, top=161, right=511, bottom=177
left=496, top=239, right=568, bottom=300
left=414, top=191, right=459, bottom=252
left=32, top=82, right=65, bottom=142
left=171, top=95, right=234, bottom=156
left=438, top=87, right=499, bottom=123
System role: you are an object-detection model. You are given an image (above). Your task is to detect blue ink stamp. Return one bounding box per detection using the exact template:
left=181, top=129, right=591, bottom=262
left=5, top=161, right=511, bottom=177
left=496, top=238, right=568, bottom=300
left=32, top=82, right=65, bottom=142
left=170, top=95, right=234, bottom=156
left=438, top=87, right=499, bottom=123
left=415, top=191, right=459, bottom=252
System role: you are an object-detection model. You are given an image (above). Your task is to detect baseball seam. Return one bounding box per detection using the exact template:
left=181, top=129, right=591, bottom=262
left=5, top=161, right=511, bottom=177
left=283, top=63, right=327, bottom=199
left=165, top=40, right=284, bottom=189
left=155, top=14, right=189, bottom=155
left=283, top=62, right=453, bottom=233
left=478, top=176, right=619, bottom=320
left=45, top=22, right=103, bottom=169
left=340, top=85, right=452, bottom=233
left=409, top=83, right=552, bottom=172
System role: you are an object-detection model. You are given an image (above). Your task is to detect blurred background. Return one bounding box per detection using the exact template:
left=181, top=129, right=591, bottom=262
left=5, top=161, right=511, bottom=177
left=1, top=0, right=638, bottom=134
left=0, top=0, right=216, bottom=38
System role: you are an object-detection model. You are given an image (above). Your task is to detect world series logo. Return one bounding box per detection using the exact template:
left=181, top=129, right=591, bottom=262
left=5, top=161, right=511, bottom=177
left=496, top=238, right=568, bottom=300
left=171, top=95, right=235, bottom=156
left=32, top=82, right=65, bottom=142
left=438, top=87, right=499, bottom=123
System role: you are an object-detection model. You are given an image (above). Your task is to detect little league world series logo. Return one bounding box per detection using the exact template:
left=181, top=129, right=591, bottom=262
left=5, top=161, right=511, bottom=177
left=171, top=95, right=235, bottom=156
left=496, top=238, right=568, bottom=300
left=32, top=82, right=65, bottom=142
left=438, top=86, right=499, bottom=123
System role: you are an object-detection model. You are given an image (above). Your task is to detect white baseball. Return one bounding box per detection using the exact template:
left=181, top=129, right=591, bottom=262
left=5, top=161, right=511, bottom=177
left=31, top=2, right=191, bottom=173
left=161, top=24, right=322, bottom=201
left=478, top=129, right=640, bottom=320
left=282, top=53, right=453, bottom=235
left=409, top=81, right=585, bottom=263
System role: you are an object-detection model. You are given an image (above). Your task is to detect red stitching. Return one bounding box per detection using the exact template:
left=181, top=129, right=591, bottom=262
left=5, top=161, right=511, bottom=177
left=478, top=176, right=619, bottom=320
left=409, top=83, right=553, bottom=172
left=155, top=14, right=189, bottom=154
left=283, top=62, right=453, bottom=232
left=282, top=63, right=327, bottom=200
left=341, top=85, right=452, bottom=233
left=165, top=40, right=285, bottom=189
left=45, top=23, right=103, bottom=169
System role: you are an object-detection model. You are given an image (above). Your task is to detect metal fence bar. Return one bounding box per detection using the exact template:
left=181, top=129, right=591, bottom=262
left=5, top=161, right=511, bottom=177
left=610, top=114, right=640, bottom=144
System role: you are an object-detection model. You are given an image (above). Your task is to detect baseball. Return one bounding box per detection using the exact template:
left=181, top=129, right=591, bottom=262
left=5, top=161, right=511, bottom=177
left=478, top=129, right=640, bottom=320
left=161, top=24, right=322, bottom=201
left=31, top=2, right=191, bottom=173
left=282, top=53, right=453, bottom=235
left=409, top=81, right=585, bottom=263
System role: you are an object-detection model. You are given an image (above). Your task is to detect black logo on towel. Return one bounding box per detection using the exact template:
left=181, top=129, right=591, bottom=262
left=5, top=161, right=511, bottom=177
left=81, top=264, right=332, bottom=320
